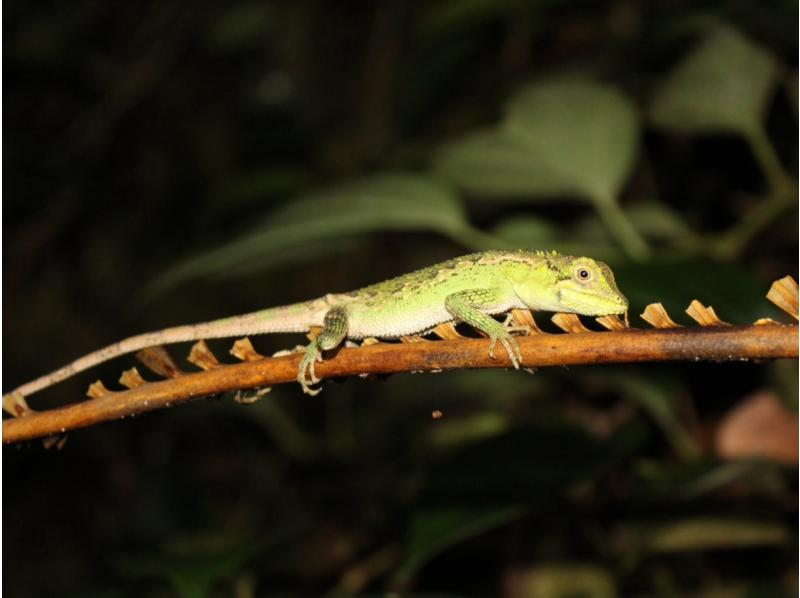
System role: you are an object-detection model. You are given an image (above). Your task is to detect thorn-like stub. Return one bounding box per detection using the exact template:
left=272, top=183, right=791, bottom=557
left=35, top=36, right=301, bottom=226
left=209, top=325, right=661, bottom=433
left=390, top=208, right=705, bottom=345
left=767, top=275, right=798, bottom=321
left=552, top=313, right=591, bottom=334
left=87, top=380, right=114, bottom=399
left=432, top=322, right=464, bottom=340
left=3, top=392, right=32, bottom=418
left=686, top=300, right=729, bottom=327
left=230, top=338, right=263, bottom=362
left=641, top=303, right=682, bottom=329
left=188, top=340, right=220, bottom=371
left=119, top=368, right=146, bottom=389
left=596, top=314, right=629, bottom=331
left=753, top=318, right=780, bottom=326
left=136, top=346, right=184, bottom=378
left=42, top=434, right=68, bottom=450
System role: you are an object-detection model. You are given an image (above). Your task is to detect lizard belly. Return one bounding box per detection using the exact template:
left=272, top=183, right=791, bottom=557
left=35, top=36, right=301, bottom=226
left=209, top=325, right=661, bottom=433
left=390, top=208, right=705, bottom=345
left=344, top=296, right=522, bottom=339
left=346, top=303, right=453, bottom=339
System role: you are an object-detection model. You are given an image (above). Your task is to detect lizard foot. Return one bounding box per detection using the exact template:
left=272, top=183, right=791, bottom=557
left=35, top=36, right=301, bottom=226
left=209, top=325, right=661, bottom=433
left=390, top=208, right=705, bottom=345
left=487, top=334, right=523, bottom=369
left=297, top=345, right=323, bottom=396
left=234, top=386, right=272, bottom=404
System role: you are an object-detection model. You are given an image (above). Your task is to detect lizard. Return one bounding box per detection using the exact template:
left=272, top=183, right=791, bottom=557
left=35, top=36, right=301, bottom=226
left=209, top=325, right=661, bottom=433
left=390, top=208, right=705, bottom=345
left=4, top=250, right=628, bottom=406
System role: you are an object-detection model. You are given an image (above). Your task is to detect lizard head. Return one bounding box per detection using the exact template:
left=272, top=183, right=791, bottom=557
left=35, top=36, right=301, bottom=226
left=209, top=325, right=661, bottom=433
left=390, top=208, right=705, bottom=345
left=513, top=254, right=629, bottom=316
left=552, top=256, right=628, bottom=316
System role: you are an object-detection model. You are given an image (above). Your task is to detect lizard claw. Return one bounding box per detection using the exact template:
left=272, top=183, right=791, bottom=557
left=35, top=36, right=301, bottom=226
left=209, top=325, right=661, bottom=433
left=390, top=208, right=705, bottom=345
left=308, top=359, right=321, bottom=385
left=488, top=334, right=522, bottom=369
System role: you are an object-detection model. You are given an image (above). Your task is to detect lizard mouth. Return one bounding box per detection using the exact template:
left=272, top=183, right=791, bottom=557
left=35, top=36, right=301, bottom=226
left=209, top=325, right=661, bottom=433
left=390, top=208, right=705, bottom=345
left=560, top=288, right=628, bottom=316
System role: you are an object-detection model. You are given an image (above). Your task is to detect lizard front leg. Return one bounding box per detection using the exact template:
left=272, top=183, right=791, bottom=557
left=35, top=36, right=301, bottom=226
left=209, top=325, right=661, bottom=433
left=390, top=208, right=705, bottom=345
left=298, top=306, right=349, bottom=396
left=445, top=289, right=523, bottom=368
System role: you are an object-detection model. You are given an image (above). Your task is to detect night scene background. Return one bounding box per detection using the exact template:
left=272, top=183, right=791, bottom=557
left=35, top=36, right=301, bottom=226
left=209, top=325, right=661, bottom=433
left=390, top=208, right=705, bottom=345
left=3, top=1, right=798, bottom=596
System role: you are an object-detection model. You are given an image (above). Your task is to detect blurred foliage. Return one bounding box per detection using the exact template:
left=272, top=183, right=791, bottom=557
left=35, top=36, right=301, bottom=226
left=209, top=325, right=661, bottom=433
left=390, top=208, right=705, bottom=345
left=3, top=1, right=797, bottom=596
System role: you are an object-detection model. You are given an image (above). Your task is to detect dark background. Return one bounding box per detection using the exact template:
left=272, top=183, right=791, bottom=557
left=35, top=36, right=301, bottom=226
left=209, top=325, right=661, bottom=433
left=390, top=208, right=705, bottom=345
left=3, top=1, right=798, bottom=596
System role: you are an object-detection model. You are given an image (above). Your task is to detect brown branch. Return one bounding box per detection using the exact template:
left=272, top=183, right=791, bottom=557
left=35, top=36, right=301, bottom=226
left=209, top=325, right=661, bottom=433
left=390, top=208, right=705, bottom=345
left=3, top=322, right=797, bottom=444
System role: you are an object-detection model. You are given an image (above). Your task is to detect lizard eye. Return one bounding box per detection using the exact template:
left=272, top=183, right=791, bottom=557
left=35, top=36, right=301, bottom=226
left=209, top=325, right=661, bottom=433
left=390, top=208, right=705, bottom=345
left=575, top=267, right=592, bottom=282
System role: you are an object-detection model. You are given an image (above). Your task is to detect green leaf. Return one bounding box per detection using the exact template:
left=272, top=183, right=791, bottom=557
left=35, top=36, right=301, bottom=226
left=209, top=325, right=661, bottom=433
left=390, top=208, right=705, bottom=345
left=433, top=128, right=572, bottom=199
left=640, top=517, right=788, bottom=552
left=503, top=78, right=640, bottom=203
left=489, top=215, right=561, bottom=245
left=434, top=79, right=640, bottom=205
left=394, top=506, right=526, bottom=583
left=147, top=174, right=473, bottom=292
left=649, top=25, right=779, bottom=136
left=432, top=79, right=649, bottom=258
left=490, top=216, right=622, bottom=262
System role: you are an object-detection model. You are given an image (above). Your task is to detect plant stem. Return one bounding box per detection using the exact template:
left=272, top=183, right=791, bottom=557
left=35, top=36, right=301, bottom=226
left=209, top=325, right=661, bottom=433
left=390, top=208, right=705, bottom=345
left=747, top=126, right=794, bottom=195
left=712, top=190, right=797, bottom=259
left=711, top=127, right=797, bottom=259
left=595, top=198, right=651, bottom=261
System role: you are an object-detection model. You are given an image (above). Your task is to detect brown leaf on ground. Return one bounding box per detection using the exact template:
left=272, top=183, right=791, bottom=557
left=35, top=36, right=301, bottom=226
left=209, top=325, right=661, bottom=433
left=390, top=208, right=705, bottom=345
left=715, top=392, right=798, bottom=465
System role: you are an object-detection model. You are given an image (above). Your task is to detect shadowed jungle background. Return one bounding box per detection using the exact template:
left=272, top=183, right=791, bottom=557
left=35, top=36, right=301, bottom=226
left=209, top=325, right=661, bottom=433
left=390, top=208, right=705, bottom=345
left=3, top=1, right=798, bottom=596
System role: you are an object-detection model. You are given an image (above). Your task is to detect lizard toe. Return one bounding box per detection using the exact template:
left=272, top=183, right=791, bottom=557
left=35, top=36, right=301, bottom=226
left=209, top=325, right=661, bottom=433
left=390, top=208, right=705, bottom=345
left=500, top=336, right=522, bottom=369
left=487, top=336, right=498, bottom=360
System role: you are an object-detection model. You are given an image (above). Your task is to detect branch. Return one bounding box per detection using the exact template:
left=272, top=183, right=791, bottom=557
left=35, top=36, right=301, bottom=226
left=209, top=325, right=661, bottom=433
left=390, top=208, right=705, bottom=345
left=1, top=322, right=795, bottom=444
left=3, top=277, right=797, bottom=445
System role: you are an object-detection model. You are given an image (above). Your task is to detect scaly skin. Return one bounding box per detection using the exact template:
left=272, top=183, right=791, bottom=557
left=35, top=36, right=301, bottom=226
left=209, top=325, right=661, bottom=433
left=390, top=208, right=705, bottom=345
left=4, top=250, right=628, bottom=405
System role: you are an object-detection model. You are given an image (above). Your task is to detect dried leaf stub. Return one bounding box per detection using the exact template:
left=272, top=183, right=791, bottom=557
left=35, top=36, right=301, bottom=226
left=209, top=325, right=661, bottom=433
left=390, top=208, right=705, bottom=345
left=641, top=303, right=682, bottom=328
left=187, top=340, right=220, bottom=371
left=42, top=434, right=68, bottom=450
left=596, top=314, right=628, bottom=331
left=716, top=392, right=798, bottom=465
left=753, top=318, right=780, bottom=326
left=230, top=338, right=263, bottom=362
left=86, top=380, right=114, bottom=399
left=432, top=322, right=464, bottom=340
left=306, top=326, right=323, bottom=341
left=767, top=276, right=798, bottom=321
left=136, top=346, right=184, bottom=378
left=686, top=300, right=729, bottom=326
left=119, top=368, right=146, bottom=389
left=400, top=335, right=426, bottom=343
left=2, top=391, right=32, bottom=418
left=511, top=309, right=543, bottom=333
left=551, top=313, right=591, bottom=333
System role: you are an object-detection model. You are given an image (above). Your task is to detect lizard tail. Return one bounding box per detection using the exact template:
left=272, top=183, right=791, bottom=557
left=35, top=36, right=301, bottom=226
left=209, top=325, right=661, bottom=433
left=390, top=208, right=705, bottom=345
left=3, top=301, right=318, bottom=410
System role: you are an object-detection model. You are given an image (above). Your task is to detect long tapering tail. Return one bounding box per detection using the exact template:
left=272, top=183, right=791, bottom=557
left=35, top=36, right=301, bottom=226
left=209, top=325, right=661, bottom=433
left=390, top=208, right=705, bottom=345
left=4, top=300, right=319, bottom=411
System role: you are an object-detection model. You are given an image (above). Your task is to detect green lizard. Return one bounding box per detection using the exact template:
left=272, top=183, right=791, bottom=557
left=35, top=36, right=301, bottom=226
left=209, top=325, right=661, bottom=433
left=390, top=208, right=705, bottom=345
left=4, top=250, right=627, bottom=403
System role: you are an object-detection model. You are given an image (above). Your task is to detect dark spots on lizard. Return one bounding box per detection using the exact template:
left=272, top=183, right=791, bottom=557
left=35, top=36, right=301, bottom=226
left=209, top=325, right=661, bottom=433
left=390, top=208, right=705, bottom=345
left=545, top=258, right=560, bottom=275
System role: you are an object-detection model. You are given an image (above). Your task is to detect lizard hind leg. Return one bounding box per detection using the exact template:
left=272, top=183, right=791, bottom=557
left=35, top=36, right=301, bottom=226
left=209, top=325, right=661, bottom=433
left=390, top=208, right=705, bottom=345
left=445, top=289, right=523, bottom=369
left=297, top=306, right=349, bottom=396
